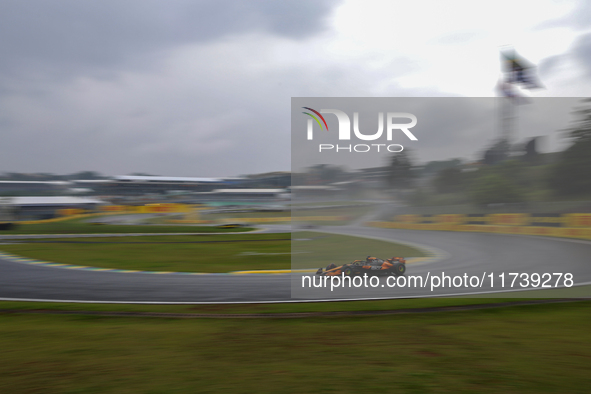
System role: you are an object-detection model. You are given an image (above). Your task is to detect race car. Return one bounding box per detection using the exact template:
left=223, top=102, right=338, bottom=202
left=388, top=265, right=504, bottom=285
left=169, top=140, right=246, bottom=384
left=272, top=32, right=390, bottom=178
left=316, top=256, right=406, bottom=277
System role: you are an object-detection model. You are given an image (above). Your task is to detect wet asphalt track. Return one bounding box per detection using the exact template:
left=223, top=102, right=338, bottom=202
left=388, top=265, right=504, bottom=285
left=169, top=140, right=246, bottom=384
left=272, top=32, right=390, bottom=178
left=0, top=224, right=590, bottom=303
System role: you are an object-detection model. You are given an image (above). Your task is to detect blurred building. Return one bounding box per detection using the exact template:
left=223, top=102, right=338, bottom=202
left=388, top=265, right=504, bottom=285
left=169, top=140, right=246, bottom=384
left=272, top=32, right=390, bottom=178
left=0, top=173, right=293, bottom=206
left=0, top=180, right=70, bottom=196
left=239, top=171, right=291, bottom=189
left=101, top=176, right=227, bottom=196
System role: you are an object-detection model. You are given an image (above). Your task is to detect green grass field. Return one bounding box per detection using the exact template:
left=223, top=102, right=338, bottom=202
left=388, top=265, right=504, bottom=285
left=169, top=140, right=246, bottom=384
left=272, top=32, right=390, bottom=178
left=3, top=213, right=587, bottom=392
left=0, top=301, right=589, bottom=393
left=0, top=232, right=425, bottom=272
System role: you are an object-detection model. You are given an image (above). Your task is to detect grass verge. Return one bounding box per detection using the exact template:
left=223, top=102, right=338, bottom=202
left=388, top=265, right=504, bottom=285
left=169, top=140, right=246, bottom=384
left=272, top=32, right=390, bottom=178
left=0, top=293, right=587, bottom=314
left=0, top=301, right=589, bottom=393
left=0, top=232, right=425, bottom=273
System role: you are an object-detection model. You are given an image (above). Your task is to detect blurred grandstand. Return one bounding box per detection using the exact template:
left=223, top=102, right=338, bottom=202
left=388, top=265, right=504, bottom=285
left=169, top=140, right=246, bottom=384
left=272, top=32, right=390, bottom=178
left=0, top=172, right=293, bottom=221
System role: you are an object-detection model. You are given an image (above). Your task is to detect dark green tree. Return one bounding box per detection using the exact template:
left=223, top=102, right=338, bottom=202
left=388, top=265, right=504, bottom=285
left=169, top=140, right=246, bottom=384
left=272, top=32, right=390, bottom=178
left=468, top=160, right=528, bottom=205
left=547, top=98, right=591, bottom=196
left=433, top=167, right=464, bottom=193
left=387, top=150, right=414, bottom=189
left=65, top=171, right=106, bottom=180
left=422, top=158, right=462, bottom=175
left=471, top=173, right=525, bottom=205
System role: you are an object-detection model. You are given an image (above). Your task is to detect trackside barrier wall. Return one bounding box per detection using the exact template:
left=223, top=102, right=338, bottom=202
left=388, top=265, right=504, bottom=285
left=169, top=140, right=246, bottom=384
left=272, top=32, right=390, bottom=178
left=369, top=212, right=591, bottom=241
left=17, top=204, right=194, bottom=224
left=19, top=212, right=123, bottom=224
left=387, top=213, right=591, bottom=227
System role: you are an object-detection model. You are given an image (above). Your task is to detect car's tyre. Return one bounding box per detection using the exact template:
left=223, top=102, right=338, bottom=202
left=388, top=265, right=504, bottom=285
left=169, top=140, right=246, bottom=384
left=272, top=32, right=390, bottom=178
left=343, top=267, right=353, bottom=276
left=393, top=262, right=406, bottom=275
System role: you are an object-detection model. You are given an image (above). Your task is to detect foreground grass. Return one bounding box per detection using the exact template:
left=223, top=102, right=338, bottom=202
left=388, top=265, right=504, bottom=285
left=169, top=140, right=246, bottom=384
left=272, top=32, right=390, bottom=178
left=0, top=301, right=589, bottom=393
left=0, top=232, right=425, bottom=272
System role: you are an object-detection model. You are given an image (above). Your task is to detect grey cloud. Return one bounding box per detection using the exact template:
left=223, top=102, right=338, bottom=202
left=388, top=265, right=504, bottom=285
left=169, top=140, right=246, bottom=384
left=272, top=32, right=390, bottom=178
left=431, top=30, right=487, bottom=45
left=535, top=0, right=591, bottom=30
left=0, top=53, right=441, bottom=176
left=0, top=0, right=344, bottom=177
left=537, top=54, right=563, bottom=79
left=538, top=32, right=591, bottom=80
left=0, top=0, right=341, bottom=78
left=571, top=32, right=591, bottom=77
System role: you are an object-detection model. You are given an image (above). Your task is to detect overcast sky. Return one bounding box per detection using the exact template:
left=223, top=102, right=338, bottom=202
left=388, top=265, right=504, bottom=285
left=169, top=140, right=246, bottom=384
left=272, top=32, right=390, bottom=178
left=1, top=0, right=590, bottom=177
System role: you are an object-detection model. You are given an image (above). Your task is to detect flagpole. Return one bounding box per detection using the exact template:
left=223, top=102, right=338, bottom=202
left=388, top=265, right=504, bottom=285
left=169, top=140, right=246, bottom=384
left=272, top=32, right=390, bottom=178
left=498, top=46, right=542, bottom=152
left=502, top=95, right=515, bottom=149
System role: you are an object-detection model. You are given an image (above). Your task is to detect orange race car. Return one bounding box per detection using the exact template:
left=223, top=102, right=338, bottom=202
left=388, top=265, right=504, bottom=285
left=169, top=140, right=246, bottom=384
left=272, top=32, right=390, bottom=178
left=316, top=256, right=406, bottom=277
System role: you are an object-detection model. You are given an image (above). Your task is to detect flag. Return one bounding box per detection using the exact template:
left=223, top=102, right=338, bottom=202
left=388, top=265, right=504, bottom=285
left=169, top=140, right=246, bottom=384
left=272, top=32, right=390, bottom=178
left=501, top=49, right=543, bottom=89
left=515, top=68, right=543, bottom=89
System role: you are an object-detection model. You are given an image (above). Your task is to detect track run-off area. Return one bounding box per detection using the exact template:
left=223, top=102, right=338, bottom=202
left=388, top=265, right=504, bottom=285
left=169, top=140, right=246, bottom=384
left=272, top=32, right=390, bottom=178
left=0, top=220, right=590, bottom=303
